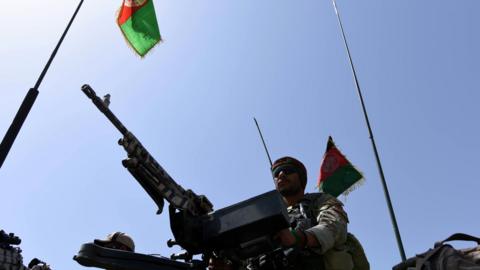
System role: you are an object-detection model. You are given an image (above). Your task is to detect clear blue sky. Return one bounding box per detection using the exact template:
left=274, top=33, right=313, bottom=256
left=1, top=1, right=479, bottom=269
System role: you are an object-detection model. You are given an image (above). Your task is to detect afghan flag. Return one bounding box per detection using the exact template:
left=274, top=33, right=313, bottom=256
left=117, top=0, right=161, bottom=57
left=317, top=136, right=363, bottom=197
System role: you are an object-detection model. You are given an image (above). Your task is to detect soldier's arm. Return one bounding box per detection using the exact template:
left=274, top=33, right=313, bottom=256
left=277, top=228, right=322, bottom=249
left=304, top=198, right=349, bottom=254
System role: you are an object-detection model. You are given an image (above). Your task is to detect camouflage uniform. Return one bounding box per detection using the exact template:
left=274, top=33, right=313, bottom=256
left=288, top=192, right=353, bottom=270
left=0, top=247, right=28, bottom=270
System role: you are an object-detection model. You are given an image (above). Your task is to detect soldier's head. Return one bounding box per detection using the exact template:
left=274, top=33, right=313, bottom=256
left=94, top=232, right=135, bottom=252
left=271, top=156, right=307, bottom=197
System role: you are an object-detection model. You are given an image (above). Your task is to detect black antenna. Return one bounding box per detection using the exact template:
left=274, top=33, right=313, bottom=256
left=253, top=117, right=273, bottom=168
left=0, top=0, right=84, bottom=169
left=332, top=0, right=407, bottom=261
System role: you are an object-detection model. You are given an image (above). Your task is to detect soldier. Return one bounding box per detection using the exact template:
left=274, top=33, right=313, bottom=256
left=94, top=232, right=135, bottom=252
left=271, top=156, right=354, bottom=270
left=209, top=156, right=356, bottom=270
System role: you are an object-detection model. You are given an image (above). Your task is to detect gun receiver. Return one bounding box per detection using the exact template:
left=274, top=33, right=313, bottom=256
left=81, top=84, right=212, bottom=216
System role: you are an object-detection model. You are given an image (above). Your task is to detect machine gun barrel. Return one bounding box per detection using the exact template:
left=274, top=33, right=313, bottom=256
left=81, top=84, right=212, bottom=216
left=81, top=84, right=127, bottom=135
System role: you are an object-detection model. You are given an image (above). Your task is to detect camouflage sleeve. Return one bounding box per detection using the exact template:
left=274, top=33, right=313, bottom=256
left=305, top=197, right=349, bottom=254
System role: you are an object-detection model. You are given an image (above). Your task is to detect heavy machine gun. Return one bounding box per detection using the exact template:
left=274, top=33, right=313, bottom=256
left=74, top=85, right=292, bottom=270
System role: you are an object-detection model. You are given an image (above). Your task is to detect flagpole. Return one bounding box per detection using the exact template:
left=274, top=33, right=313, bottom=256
left=0, top=0, right=84, bottom=169
left=331, top=0, right=407, bottom=261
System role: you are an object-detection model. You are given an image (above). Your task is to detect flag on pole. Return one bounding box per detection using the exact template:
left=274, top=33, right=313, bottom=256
left=117, top=0, right=161, bottom=57
left=317, top=136, right=363, bottom=197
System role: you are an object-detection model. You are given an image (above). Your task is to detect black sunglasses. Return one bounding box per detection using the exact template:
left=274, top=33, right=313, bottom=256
left=272, top=165, right=298, bottom=178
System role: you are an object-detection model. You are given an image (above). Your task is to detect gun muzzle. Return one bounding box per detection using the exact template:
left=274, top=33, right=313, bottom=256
left=81, top=84, right=96, bottom=99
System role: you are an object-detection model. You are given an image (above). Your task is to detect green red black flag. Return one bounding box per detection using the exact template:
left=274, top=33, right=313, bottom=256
left=117, top=0, right=161, bottom=57
left=317, top=136, right=363, bottom=197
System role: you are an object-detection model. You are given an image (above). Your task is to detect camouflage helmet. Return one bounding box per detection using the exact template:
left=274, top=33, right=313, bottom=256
left=271, top=156, right=307, bottom=189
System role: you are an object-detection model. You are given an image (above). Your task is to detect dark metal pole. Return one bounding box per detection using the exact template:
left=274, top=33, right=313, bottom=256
left=0, top=0, right=84, bottom=169
left=331, top=0, right=407, bottom=261
left=253, top=117, right=273, bottom=168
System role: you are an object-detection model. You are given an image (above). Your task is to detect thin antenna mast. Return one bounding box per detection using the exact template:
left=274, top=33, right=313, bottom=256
left=332, top=0, right=407, bottom=261
left=253, top=117, right=273, bottom=168
left=0, top=0, right=84, bottom=169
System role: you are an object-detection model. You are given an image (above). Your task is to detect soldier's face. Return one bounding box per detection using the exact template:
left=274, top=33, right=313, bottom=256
left=274, top=170, right=303, bottom=197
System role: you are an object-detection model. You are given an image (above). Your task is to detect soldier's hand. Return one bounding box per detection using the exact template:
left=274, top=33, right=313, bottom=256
left=208, top=258, right=233, bottom=270
left=275, top=229, right=297, bottom=247
left=275, top=228, right=308, bottom=248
